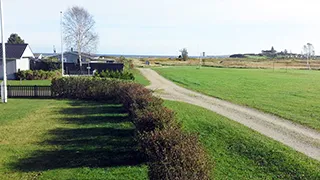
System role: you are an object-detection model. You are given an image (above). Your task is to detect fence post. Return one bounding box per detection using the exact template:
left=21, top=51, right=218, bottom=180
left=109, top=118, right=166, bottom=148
left=34, top=85, right=38, bottom=97
left=50, top=86, right=53, bottom=97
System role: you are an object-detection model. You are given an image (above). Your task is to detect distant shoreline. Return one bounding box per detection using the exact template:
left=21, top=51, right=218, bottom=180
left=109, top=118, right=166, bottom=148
left=34, top=53, right=229, bottom=59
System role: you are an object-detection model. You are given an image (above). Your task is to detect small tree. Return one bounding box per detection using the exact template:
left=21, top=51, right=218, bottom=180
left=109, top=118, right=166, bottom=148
left=271, top=46, right=275, bottom=53
left=63, top=6, right=99, bottom=68
left=303, top=43, right=315, bottom=70
left=7, top=33, right=25, bottom=44
left=180, top=48, right=188, bottom=61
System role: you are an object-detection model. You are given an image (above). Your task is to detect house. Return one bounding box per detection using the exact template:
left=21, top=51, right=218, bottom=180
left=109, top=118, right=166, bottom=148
left=50, top=50, right=98, bottom=64
left=0, top=44, right=35, bottom=80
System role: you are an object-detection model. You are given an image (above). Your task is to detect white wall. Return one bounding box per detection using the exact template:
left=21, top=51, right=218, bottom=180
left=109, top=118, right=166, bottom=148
left=16, top=58, right=30, bottom=71
left=0, top=60, right=17, bottom=80
left=21, top=45, right=35, bottom=58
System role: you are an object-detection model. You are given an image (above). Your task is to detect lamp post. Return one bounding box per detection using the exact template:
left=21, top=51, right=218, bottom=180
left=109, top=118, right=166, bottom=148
left=60, top=11, right=64, bottom=76
left=0, top=0, right=7, bottom=103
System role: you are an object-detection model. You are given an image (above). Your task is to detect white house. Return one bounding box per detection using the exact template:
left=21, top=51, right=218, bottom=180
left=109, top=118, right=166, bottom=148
left=0, top=44, right=35, bottom=80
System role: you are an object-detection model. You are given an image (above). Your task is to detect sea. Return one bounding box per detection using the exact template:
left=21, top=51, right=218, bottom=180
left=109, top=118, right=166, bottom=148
left=37, top=53, right=229, bottom=59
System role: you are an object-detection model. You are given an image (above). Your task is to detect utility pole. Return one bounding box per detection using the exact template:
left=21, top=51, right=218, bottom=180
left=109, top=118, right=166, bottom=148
left=0, top=0, right=7, bottom=103
left=60, top=11, right=64, bottom=76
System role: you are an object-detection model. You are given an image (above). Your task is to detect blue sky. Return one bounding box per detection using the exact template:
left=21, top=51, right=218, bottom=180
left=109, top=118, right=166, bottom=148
left=3, top=0, right=320, bottom=55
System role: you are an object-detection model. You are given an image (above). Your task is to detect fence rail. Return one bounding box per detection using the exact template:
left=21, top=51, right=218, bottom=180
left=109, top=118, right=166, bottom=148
left=7, top=85, right=52, bottom=98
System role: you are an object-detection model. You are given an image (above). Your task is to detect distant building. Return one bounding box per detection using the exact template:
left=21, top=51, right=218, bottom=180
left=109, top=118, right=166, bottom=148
left=49, top=49, right=99, bottom=64
left=0, top=44, right=35, bottom=80
left=261, top=46, right=277, bottom=56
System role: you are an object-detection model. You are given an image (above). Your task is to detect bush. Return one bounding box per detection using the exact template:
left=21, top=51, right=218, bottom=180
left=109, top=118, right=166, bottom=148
left=15, top=70, right=61, bottom=80
left=95, top=70, right=134, bottom=80
left=133, top=106, right=177, bottom=133
left=50, top=77, right=213, bottom=179
left=117, top=83, right=157, bottom=111
left=139, top=127, right=212, bottom=180
left=51, top=77, right=121, bottom=101
left=117, top=82, right=212, bottom=179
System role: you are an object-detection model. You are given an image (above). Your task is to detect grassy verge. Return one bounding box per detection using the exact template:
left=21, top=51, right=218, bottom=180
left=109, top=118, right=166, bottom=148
left=164, top=100, right=320, bottom=179
left=155, top=66, right=320, bottom=130
left=0, top=99, right=147, bottom=180
left=0, top=80, right=51, bottom=86
left=131, top=69, right=150, bottom=86
left=0, top=99, right=56, bottom=125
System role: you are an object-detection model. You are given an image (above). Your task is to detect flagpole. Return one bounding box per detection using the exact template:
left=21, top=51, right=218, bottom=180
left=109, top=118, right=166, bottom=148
left=0, top=0, right=7, bottom=103
left=60, top=11, right=64, bottom=76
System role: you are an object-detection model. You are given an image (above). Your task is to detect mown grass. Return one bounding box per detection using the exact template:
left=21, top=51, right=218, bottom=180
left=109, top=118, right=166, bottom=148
left=0, top=80, right=51, bottom=86
left=0, top=99, right=147, bottom=180
left=155, top=66, right=320, bottom=130
left=131, top=69, right=150, bottom=86
left=164, top=101, right=320, bottom=179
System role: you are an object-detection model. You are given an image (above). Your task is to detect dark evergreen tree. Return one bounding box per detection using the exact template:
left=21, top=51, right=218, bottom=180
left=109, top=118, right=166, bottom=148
left=7, top=33, right=25, bottom=44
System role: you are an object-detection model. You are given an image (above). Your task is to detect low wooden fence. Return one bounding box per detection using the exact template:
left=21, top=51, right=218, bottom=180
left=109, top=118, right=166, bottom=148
left=7, top=85, right=52, bottom=98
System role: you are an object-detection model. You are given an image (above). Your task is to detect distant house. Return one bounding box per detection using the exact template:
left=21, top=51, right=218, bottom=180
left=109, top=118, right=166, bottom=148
left=51, top=50, right=99, bottom=64
left=0, top=44, right=35, bottom=80
left=261, top=46, right=277, bottom=56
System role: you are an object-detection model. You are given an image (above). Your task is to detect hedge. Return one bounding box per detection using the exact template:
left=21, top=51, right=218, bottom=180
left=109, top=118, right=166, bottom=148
left=94, top=70, right=135, bottom=80
left=52, top=77, right=121, bottom=101
left=51, top=77, right=213, bottom=179
left=15, top=70, right=61, bottom=80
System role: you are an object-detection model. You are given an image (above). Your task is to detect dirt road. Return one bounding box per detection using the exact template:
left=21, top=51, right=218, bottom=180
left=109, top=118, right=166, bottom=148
left=138, top=68, right=320, bottom=161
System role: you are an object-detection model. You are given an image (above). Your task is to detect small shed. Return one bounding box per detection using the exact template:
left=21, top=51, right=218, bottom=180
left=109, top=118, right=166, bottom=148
left=0, top=44, right=35, bottom=80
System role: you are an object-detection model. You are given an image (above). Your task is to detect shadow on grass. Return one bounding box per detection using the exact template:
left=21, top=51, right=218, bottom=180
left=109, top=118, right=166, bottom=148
left=12, top=101, right=143, bottom=172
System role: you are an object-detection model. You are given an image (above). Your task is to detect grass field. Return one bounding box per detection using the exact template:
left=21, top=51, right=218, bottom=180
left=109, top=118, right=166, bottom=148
left=0, top=99, right=147, bottom=180
left=131, top=69, right=150, bottom=86
left=0, top=80, right=51, bottom=86
left=155, top=66, right=320, bottom=130
left=164, top=101, right=320, bottom=179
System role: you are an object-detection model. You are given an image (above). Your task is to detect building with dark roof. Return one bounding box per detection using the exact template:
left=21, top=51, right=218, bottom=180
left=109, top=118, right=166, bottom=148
left=0, top=44, right=35, bottom=79
left=49, top=49, right=99, bottom=64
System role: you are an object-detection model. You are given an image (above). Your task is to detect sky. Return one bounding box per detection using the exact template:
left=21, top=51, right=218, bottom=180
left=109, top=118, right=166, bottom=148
left=3, top=0, right=320, bottom=56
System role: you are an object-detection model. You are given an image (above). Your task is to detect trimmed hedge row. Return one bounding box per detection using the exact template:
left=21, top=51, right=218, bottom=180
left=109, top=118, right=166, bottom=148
left=51, top=77, right=213, bottom=179
left=52, top=77, right=121, bottom=101
left=94, top=70, right=135, bottom=80
left=15, top=70, right=61, bottom=80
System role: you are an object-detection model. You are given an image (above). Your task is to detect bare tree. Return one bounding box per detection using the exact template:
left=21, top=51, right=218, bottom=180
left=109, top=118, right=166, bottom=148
left=303, top=43, right=315, bottom=70
left=180, top=48, right=188, bottom=61
left=62, top=6, right=99, bottom=67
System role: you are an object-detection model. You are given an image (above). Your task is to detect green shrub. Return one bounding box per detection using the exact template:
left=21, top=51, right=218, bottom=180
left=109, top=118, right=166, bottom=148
left=139, top=127, right=212, bottom=180
left=117, top=83, right=155, bottom=111
left=50, top=77, right=213, bottom=179
left=15, top=70, right=61, bottom=80
left=95, top=70, right=135, bottom=80
left=51, top=77, right=121, bottom=101
left=133, top=106, right=178, bottom=133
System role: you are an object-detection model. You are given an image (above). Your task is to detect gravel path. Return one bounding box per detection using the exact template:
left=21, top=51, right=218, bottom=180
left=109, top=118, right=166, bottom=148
left=139, top=68, right=320, bottom=161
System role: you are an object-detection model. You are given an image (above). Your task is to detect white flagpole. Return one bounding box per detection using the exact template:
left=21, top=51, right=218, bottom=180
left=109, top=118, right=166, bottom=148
left=0, top=0, right=7, bottom=103
left=60, top=11, right=64, bottom=76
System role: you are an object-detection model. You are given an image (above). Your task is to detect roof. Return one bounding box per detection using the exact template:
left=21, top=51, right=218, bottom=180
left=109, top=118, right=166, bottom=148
left=50, top=51, right=98, bottom=60
left=0, top=44, right=29, bottom=59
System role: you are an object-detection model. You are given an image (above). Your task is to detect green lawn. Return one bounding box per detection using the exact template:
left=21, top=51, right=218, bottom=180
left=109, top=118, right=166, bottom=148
left=0, top=80, right=51, bottom=86
left=155, top=66, right=320, bottom=130
left=131, top=69, right=150, bottom=86
left=164, top=101, right=320, bottom=179
left=0, top=99, right=147, bottom=180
